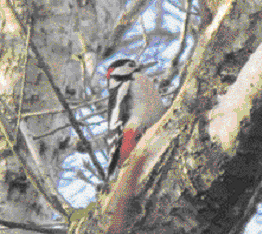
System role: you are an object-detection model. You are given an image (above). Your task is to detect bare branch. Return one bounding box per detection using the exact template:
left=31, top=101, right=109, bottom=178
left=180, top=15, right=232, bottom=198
left=76, top=168, right=97, bottom=185
left=0, top=219, right=68, bottom=234
left=32, top=108, right=107, bottom=140
left=33, top=119, right=107, bottom=140
left=77, top=108, right=107, bottom=121
left=79, top=119, right=107, bottom=127
left=27, top=85, right=181, bottom=140
left=0, top=115, right=69, bottom=219
left=7, top=0, right=105, bottom=180
left=33, top=124, right=72, bottom=140
left=82, top=160, right=102, bottom=180
left=19, top=121, right=70, bottom=218
left=31, top=47, right=104, bottom=178
left=15, top=22, right=31, bottom=141
left=117, top=29, right=177, bottom=50
left=10, top=97, right=108, bottom=119
left=161, top=0, right=193, bottom=88
left=136, top=16, right=149, bottom=60
left=102, top=0, right=151, bottom=58
left=167, top=0, right=199, bottom=15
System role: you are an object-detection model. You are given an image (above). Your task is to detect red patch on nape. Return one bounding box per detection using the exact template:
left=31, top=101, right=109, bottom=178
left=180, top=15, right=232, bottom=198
left=118, top=128, right=140, bottom=167
left=107, top=67, right=115, bottom=79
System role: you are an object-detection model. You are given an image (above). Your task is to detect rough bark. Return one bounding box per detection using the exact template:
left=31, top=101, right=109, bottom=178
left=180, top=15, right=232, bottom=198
left=74, top=0, right=262, bottom=233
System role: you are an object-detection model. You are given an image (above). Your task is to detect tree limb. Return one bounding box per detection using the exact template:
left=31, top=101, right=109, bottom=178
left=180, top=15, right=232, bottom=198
left=0, top=219, right=68, bottom=234
left=15, top=22, right=31, bottom=142
left=32, top=108, right=107, bottom=140
left=102, top=0, right=152, bottom=58
left=161, top=0, right=193, bottom=89
left=167, top=0, right=200, bottom=15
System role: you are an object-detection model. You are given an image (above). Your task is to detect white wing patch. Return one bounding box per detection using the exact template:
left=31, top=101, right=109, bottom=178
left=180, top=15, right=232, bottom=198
left=109, top=79, right=121, bottom=89
left=109, top=80, right=131, bottom=130
left=107, top=133, right=119, bottom=145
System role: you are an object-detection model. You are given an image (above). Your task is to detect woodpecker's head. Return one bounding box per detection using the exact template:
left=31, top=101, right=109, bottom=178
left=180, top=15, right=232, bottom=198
left=106, top=59, right=140, bottom=81
left=106, top=59, right=162, bottom=180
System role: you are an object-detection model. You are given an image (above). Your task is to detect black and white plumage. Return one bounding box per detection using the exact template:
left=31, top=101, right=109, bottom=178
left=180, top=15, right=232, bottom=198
left=106, top=59, right=164, bottom=180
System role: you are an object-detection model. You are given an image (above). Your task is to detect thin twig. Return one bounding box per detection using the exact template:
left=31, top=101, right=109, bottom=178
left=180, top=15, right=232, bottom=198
left=31, top=40, right=105, bottom=180
left=10, top=96, right=108, bottom=119
left=79, top=108, right=100, bottom=174
left=170, top=0, right=192, bottom=70
left=73, top=3, right=98, bottom=96
left=0, top=116, right=69, bottom=218
left=77, top=108, right=107, bottom=121
left=33, top=124, right=72, bottom=140
left=20, top=87, right=177, bottom=120
left=78, top=101, right=108, bottom=182
left=167, top=0, right=199, bottom=16
left=72, top=96, right=107, bottom=111
left=78, top=119, right=107, bottom=128
left=66, top=98, right=85, bottom=104
left=1, top=83, right=169, bottom=121
left=76, top=168, right=97, bottom=185
left=82, top=160, right=101, bottom=181
left=32, top=85, right=180, bottom=140
left=15, top=23, right=31, bottom=141
left=102, top=0, right=151, bottom=58
left=79, top=119, right=107, bottom=127
left=7, top=0, right=105, bottom=180
left=136, top=16, right=149, bottom=60
left=162, top=0, right=193, bottom=86
left=100, top=149, right=108, bottom=161
left=32, top=120, right=107, bottom=140
left=32, top=108, right=107, bottom=140
left=0, top=219, right=68, bottom=234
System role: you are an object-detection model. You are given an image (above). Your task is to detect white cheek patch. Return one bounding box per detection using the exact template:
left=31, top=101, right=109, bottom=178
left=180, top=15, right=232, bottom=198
left=109, top=79, right=121, bottom=89
left=110, top=66, right=136, bottom=76
left=109, top=81, right=131, bottom=130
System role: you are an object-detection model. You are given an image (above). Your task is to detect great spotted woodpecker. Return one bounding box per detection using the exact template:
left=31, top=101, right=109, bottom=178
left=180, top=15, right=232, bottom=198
left=106, top=59, right=165, bottom=180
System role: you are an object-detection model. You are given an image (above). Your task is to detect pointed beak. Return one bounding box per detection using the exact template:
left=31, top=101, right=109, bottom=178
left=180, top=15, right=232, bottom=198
left=131, top=61, right=157, bottom=73
left=140, top=61, right=158, bottom=70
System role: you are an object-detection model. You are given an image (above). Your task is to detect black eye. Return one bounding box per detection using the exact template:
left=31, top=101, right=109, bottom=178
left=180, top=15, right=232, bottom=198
left=127, top=62, right=136, bottom=67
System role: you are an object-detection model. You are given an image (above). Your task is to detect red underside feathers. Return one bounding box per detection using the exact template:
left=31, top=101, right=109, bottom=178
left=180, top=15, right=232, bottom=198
left=118, top=128, right=139, bottom=167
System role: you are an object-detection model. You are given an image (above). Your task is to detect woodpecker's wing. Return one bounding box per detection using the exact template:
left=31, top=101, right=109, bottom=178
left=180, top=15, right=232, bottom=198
left=106, top=59, right=137, bottom=179
left=107, top=80, right=132, bottom=177
left=106, top=59, right=163, bottom=180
